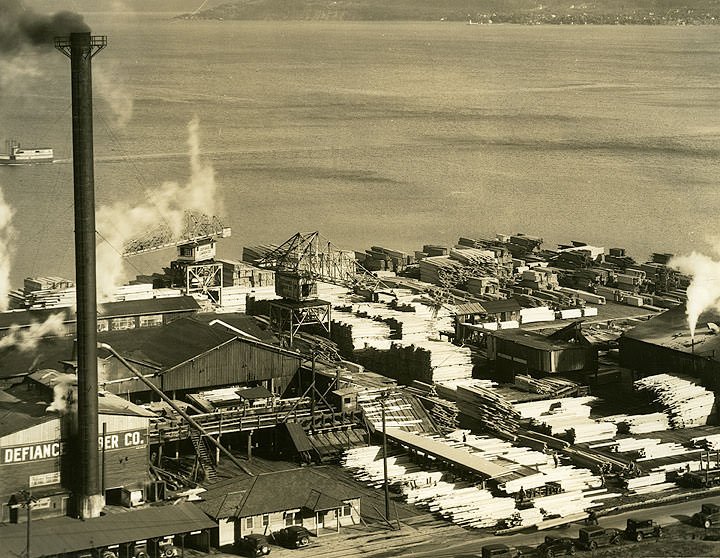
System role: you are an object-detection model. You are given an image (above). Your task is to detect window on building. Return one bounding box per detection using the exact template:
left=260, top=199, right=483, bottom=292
left=343, top=397, right=351, bottom=404
left=246, top=516, right=254, bottom=529
left=342, top=503, right=352, bottom=517
left=284, top=511, right=301, bottom=526
left=262, top=514, right=269, bottom=527
left=139, top=314, right=163, bottom=328
left=111, top=317, right=136, bottom=331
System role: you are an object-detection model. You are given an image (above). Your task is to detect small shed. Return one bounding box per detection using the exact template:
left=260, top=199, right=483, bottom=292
left=330, top=387, right=359, bottom=413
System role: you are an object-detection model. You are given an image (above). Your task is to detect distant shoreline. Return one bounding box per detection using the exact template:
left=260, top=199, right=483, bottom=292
left=176, top=1, right=720, bottom=26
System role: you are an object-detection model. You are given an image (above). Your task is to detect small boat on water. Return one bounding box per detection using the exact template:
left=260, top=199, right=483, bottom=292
left=0, top=140, right=54, bottom=165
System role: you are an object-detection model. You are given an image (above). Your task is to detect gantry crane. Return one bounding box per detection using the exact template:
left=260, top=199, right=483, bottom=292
left=122, top=211, right=231, bottom=303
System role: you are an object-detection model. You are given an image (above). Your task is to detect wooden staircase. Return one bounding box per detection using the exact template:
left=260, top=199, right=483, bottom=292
left=190, top=430, right=218, bottom=482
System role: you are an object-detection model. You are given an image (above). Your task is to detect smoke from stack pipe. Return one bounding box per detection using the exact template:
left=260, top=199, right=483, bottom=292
left=669, top=251, right=720, bottom=340
left=0, top=0, right=89, bottom=54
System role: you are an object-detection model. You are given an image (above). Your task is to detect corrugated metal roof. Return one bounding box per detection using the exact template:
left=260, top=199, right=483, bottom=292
left=98, top=317, right=236, bottom=370
left=490, top=329, right=580, bottom=351
left=0, top=296, right=200, bottom=330
left=197, top=467, right=360, bottom=519
left=0, top=503, right=216, bottom=558
left=622, top=304, right=720, bottom=361
left=386, top=428, right=511, bottom=478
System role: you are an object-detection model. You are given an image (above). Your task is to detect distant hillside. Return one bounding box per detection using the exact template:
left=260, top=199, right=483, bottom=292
left=178, top=0, right=720, bottom=23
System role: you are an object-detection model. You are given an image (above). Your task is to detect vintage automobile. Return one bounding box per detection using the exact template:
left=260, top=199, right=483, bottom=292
left=694, top=503, right=720, bottom=529
left=625, top=518, right=663, bottom=542
left=576, top=526, right=622, bottom=550
left=235, top=533, right=271, bottom=556
left=271, top=525, right=313, bottom=548
left=535, top=535, right=575, bottom=558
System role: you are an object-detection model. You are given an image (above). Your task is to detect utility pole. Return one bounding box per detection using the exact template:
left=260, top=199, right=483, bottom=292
left=14, top=489, right=37, bottom=558
left=380, top=391, right=391, bottom=522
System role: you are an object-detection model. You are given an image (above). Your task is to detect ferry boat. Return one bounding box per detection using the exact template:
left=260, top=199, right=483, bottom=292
left=0, top=140, right=54, bottom=165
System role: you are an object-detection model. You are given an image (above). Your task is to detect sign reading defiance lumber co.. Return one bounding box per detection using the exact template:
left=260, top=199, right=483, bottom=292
left=1, top=429, right=147, bottom=464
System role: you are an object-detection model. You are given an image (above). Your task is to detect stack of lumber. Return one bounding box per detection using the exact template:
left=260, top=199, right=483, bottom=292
left=515, top=397, right=616, bottom=444
left=514, top=375, right=580, bottom=397
left=449, top=247, right=496, bottom=265
left=519, top=306, right=556, bottom=324
left=26, top=288, right=77, bottom=309
left=612, top=437, right=663, bottom=454
left=603, top=413, right=670, bottom=434
left=451, top=382, right=521, bottom=434
left=446, top=431, right=551, bottom=468
left=428, top=486, right=517, bottom=528
left=112, top=283, right=154, bottom=301
left=405, top=383, right=460, bottom=432
left=634, top=374, right=716, bottom=428
left=625, top=471, right=668, bottom=492
left=637, top=442, right=690, bottom=461
left=331, top=310, right=393, bottom=351
left=568, top=423, right=618, bottom=444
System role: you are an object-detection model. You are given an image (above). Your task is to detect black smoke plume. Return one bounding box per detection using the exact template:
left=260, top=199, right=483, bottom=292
left=0, top=0, right=89, bottom=54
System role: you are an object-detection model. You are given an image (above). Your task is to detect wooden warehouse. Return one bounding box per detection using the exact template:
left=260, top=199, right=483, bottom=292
left=0, top=370, right=156, bottom=523
left=96, top=317, right=304, bottom=400
left=620, top=304, right=720, bottom=389
left=487, top=328, right=597, bottom=379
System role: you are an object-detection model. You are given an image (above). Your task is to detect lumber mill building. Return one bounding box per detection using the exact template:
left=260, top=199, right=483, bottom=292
left=486, top=325, right=598, bottom=380
left=620, top=304, right=720, bottom=389
left=0, top=370, right=156, bottom=523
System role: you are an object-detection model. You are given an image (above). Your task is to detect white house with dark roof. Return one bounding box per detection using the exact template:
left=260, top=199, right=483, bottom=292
left=196, top=467, right=361, bottom=547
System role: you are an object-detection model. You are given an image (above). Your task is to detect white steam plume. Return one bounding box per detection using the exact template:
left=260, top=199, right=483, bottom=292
left=96, top=117, right=218, bottom=299
left=0, top=184, right=15, bottom=311
left=45, top=373, right=77, bottom=413
left=670, top=251, right=720, bottom=339
left=94, top=66, right=134, bottom=128
left=0, top=313, right=66, bottom=351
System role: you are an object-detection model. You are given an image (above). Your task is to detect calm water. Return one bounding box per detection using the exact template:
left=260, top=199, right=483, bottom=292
left=1, top=16, right=719, bottom=287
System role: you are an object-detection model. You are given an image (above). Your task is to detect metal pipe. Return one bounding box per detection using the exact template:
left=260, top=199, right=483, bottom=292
left=98, top=342, right=253, bottom=475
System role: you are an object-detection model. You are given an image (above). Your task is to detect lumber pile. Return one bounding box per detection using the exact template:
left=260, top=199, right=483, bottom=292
left=515, top=397, right=617, bottom=444
left=406, top=382, right=460, bottom=432
left=450, top=382, right=521, bottom=435
left=634, top=374, right=716, bottom=428
left=514, top=375, right=580, bottom=397
left=602, top=412, right=670, bottom=434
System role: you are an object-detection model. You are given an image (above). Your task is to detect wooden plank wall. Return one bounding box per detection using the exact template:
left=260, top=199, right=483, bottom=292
left=161, top=339, right=302, bottom=395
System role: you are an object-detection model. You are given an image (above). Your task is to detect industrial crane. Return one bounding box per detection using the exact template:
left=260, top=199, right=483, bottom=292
left=122, top=211, right=231, bottom=303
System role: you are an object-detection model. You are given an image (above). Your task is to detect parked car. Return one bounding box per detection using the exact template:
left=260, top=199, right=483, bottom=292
left=625, top=518, right=663, bottom=542
left=694, top=503, right=720, bottom=529
left=576, top=526, right=622, bottom=550
left=480, top=544, right=537, bottom=558
left=235, top=534, right=271, bottom=556
left=481, top=544, right=520, bottom=558
left=272, top=526, right=313, bottom=548
left=535, top=535, right=575, bottom=558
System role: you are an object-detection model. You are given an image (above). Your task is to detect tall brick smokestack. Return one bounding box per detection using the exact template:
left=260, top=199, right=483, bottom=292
left=55, top=31, right=106, bottom=520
